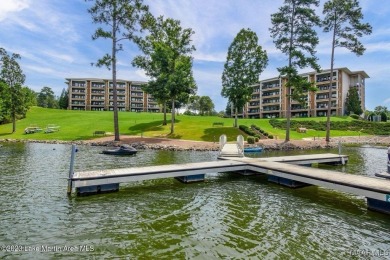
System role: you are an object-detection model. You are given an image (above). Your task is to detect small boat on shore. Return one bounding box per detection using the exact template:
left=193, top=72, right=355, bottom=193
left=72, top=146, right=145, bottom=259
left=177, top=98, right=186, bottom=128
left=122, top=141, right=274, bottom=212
left=102, top=144, right=137, bottom=156
left=244, top=147, right=263, bottom=153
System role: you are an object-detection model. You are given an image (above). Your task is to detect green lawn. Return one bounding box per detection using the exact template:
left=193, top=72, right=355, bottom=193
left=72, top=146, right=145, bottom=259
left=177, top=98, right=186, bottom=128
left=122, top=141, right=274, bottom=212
left=0, top=107, right=366, bottom=142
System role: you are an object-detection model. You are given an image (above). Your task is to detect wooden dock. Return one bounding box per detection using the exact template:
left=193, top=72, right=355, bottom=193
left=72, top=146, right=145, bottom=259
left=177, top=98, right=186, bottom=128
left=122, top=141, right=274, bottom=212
left=67, top=139, right=390, bottom=214
left=219, top=143, right=244, bottom=157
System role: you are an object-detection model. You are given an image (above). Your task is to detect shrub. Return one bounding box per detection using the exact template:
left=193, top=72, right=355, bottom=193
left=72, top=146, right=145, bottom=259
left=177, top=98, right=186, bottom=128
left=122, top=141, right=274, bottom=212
left=247, top=136, right=256, bottom=144
left=255, top=137, right=259, bottom=142
left=268, top=135, right=273, bottom=139
left=350, top=114, right=359, bottom=119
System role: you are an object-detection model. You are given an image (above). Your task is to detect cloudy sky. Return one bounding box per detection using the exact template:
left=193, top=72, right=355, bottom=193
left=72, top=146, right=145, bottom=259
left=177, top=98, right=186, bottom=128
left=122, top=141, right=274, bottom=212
left=0, top=0, right=389, bottom=111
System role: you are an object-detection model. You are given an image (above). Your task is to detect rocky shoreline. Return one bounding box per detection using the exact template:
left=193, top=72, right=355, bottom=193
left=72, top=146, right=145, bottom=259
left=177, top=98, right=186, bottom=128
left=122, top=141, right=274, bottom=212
left=1, top=135, right=389, bottom=151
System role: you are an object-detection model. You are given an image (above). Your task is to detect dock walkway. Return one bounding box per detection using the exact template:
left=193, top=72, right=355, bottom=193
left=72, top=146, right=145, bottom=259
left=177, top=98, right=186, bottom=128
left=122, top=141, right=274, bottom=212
left=67, top=138, right=390, bottom=215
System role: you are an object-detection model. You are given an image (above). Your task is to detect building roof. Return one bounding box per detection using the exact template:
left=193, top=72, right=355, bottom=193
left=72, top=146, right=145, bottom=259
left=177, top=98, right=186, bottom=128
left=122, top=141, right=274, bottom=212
left=65, top=78, right=147, bottom=84
left=259, top=67, right=369, bottom=82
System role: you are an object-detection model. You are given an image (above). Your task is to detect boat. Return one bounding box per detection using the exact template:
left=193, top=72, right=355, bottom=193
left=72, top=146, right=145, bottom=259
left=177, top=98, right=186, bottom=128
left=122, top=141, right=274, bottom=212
left=244, top=147, right=263, bottom=153
left=102, top=144, right=137, bottom=156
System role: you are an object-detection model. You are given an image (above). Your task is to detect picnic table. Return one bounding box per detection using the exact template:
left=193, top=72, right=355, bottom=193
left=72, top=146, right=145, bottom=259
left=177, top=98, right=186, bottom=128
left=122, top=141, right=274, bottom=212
left=297, top=127, right=307, bottom=133
left=24, top=126, right=43, bottom=134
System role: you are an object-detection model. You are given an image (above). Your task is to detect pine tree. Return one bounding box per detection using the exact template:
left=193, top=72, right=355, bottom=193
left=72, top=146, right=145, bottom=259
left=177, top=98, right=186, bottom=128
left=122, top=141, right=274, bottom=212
left=86, top=0, right=148, bottom=141
left=270, top=0, right=321, bottom=142
left=322, top=0, right=372, bottom=141
left=345, top=87, right=363, bottom=115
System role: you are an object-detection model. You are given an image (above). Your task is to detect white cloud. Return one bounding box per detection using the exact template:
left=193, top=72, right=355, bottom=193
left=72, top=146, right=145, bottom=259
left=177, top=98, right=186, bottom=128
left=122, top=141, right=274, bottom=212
left=0, top=0, right=30, bottom=21
left=383, top=98, right=390, bottom=105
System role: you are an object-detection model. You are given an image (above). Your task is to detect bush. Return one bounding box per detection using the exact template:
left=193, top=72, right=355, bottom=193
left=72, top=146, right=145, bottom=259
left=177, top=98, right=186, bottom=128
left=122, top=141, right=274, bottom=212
left=350, top=114, right=359, bottom=119
left=255, top=137, right=259, bottom=142
left=247, top=136, right=256, bottom=144
left=381, top=112, right=388, bottom=122
left=268, top=135, right=273, bottom=139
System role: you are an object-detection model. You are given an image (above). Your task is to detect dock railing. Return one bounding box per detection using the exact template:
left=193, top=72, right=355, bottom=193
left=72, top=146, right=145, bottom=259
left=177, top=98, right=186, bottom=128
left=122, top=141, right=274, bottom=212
left=237, top=135, right=244, bottom=156
left=219, top=134, right=227, bottom=151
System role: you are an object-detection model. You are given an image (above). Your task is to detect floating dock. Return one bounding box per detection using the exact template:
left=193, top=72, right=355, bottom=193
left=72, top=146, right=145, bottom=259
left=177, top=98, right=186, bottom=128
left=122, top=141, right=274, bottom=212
left=67, top=138, right=390, bottom=215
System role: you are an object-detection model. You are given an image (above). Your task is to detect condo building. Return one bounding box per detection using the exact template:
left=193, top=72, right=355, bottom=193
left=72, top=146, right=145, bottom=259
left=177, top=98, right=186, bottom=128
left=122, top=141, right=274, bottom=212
left=247, top=68, right=368, bottom=118
left=66, top=78, right=160, bottom=112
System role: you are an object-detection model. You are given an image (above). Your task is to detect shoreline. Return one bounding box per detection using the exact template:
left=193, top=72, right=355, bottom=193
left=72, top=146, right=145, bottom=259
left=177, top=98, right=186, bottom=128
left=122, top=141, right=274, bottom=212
left=1, top=135, right=389, bottom=151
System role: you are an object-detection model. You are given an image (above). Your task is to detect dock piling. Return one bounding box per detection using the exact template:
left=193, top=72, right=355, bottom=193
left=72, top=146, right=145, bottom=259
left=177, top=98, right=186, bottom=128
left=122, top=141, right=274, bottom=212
left=67, top=144, right=77, bottom=196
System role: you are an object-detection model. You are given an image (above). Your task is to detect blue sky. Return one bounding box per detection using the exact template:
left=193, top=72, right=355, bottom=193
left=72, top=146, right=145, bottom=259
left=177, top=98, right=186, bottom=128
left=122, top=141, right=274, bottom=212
left=0, top=0, right=389, bottom=112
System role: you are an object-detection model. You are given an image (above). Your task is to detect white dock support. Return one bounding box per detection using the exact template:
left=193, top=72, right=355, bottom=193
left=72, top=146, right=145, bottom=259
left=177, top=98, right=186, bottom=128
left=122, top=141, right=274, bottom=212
left=67, top=144, right=77, bottom=195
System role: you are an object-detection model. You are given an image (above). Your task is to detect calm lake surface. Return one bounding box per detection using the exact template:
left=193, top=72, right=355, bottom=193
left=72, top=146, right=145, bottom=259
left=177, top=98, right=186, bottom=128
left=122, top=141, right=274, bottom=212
left=1, top=142, right=390, bottom=259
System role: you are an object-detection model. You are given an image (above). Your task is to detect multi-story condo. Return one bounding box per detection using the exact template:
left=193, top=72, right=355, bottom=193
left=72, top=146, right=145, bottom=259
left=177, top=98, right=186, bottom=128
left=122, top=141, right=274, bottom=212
left=66, top=78, right=161, bottom=113
left=247, top=68, right=368, bottom=118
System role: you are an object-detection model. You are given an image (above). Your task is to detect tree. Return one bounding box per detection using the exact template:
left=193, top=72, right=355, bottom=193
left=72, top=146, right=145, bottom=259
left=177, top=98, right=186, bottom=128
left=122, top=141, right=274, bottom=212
left=0, top=48, right=26, bottom=132
left=374, top=106, right=388, bottom=115
left=221, top=28, right=268, bottom=127
left=133, top=15, right=197, bottom=134
left=37, top=86, right=58, bottom=108
left=322, top=0, right=372, bottom=142
left=198, top=96, right=214, bottom=116
left=187, top=95, right=200, bottom=114
left=0, top=81, right=8, bottom=123
left=270, top=0, right=321, bottom=142
left=86, top=0, right=148, bottom=141
left=22, top=87, right=37, bottom=108
left=58, top=88, right=69, bottom=109
left=345, top=87, right=363, bottom=115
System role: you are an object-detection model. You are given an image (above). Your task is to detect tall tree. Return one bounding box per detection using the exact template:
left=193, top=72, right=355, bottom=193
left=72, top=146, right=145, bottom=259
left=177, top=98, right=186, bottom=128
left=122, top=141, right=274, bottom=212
left=37, top=86, right=58, bottom=108
left=198, top=96, right=215, bottom=116
left=133, top=15, right=197, bottom=134
left=187, top=95, right=200, bottom=114
left=0, top=81, right=8, bottom=123
left=86, top=0, right=148, bottom=141
left=345, top=87, right=363, bottom=115
left=270, top=0, right=321, bottom=142
left=221, top=28, right=268, bottom=127
left=58, top=88, right=69, bottom=109
left=0, top=48, right=26, bottom=132
left=323, top=0, right=372, bottom=142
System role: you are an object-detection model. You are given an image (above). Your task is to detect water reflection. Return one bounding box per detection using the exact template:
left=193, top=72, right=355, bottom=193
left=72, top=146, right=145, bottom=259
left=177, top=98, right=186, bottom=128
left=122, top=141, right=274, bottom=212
left=1, top=142, right=390, bottom=259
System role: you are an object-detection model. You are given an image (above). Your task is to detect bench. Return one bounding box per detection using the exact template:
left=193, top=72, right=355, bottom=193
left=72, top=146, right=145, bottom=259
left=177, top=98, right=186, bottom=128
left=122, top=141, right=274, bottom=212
left=297, top=127, right=307, bottom=133
left=212, top=122, right=224, bottom=127
left=93, top=131, right=106, bottom=136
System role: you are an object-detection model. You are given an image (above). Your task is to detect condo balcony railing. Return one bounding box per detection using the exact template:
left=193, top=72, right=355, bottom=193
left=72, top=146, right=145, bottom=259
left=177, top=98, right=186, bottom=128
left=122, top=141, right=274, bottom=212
left=91, top=96, right=104, bottom=100
left=91, top=84, right=105, bottom=88
left=262, top=92, right=280, bottom=97
left=91, top=90, right=105, bottom=94
left=71, top=101, right=85, bottom=105
left=71, top=82, right=86, bottom=87
left=71, top=89, right=85, bottom=94
left=71, top=95, right=85, bottom=99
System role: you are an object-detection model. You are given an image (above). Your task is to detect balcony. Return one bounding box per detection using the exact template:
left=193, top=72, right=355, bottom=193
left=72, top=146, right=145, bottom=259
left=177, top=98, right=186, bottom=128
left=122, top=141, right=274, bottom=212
left=71, top=95, right=85, bottom=100
left=71, top=81, right=86, bottom=87
left=71, top=101, right=85, bottom=105
left=91, top=83, right=105, bottom=88
left=91, top=90, right=105, bottom=94
left=131, top=86, right=143, bottom=91
left=262, top=92, right=280, bottom=98
left=71, top=89, right=85, bottom=93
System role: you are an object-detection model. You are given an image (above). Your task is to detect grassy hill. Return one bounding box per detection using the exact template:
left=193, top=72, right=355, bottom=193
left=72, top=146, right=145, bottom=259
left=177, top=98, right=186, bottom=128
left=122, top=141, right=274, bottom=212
left=0, top=107, right=366, bottom=142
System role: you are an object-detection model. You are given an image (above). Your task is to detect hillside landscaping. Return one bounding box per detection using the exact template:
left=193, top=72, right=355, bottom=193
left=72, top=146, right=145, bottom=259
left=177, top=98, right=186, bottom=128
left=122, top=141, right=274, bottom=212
left=0, top=107, right=380, bottom=142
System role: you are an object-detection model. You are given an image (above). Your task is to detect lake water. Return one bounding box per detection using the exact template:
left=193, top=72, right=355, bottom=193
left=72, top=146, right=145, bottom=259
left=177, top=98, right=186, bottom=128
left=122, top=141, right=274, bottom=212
left=1, top=142, right=390, bottom=259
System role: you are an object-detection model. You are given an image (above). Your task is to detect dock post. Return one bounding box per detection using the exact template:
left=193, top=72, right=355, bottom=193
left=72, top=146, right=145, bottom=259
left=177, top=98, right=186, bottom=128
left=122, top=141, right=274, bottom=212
left=67, top=144, right=77, bottom=196
left=338, top=141, right=342, bottom=155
